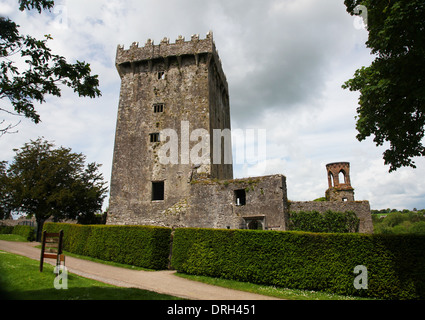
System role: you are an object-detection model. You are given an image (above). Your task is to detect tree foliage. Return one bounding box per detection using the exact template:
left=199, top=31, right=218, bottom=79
left=0, top=0, right=101, bottom=135
left=343, top=0, right=425, bottom=171
left=4, top=138, right=108, bottom=238
left=0, top=161, right=11, bottom=220
left=372, top=210, right=425, bottom=235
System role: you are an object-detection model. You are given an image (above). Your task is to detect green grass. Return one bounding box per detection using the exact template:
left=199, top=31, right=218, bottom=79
left=0, top=251, right=183, bottom=300
left=32, top=245, right=155, bottom=271
left=41, top=250, right=369, bottom=300
left=175, top=273, right=374, bottom=300
left=0, top=234, right=29, bottom=242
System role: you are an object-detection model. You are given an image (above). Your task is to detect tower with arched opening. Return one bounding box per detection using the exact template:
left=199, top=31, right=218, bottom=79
left=325, top=162, right=355, bottom=201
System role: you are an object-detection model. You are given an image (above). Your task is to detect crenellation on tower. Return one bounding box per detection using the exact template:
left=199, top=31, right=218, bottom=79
left=115, top=32, right=228, bottom=95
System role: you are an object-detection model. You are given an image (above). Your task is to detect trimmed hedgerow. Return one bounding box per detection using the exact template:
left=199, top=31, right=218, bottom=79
left=171, top=228, right=425, bottom=300
left=12, top=225, right=35, bottom=241
left=43, top=223, right=172, bottom=270
left=0, top=226, right=14, bottom=234
left=0, top=225, right=35, bottom=241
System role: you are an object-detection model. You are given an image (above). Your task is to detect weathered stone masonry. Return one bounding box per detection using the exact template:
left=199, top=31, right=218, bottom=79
left=108, top=32, right=232, bottom=226
left=107, top=32, right=373, bottom=233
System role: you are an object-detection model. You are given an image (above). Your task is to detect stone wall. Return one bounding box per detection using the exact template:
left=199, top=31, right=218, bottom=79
left=187, top=174, right=289, bottom=230
left=108, top=174, right=289, bottom=231
left=289, top=201, right=374, bottom=234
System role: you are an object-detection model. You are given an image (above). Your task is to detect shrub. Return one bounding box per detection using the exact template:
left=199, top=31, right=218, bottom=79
left=12, top=225, right=35, bottom=241
left=171, top=228, right=425, bottom=300
left=410, top=221, right=425, bottom=234
left=43, top=223, right=172, bottom=270
left=373, top=211, right=425, bottom=234
left=0, top=226, right=14, bottom=234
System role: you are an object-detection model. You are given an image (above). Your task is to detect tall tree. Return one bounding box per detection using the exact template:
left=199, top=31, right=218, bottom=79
left=0, top=0, right=101, bottom=135
left=6, top=138, right=108, bottom=239
left=343, top=0, right=425, bottom=172
left=0, top=161, right=11, bottom=220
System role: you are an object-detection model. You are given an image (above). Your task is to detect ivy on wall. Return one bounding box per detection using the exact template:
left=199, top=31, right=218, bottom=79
left=288, top=210, right=359, bottom=233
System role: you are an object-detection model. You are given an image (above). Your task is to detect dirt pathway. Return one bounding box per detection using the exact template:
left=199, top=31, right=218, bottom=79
left=0, top=240, right=280, bottom=300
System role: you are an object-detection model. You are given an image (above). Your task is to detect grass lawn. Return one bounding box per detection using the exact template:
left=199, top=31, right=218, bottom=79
left=175, top=273, right=373, bottom=300
left=0, top=251, right=183, bottom=300
left=0, top=234, right=29, bottom=242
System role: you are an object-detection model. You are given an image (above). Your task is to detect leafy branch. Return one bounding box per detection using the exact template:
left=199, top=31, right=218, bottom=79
left=0, top=1, right=101, bottom=135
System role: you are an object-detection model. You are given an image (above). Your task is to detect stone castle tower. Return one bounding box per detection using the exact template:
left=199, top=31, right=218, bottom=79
left=108, top=32, right=233, bottom=224
left=325, top=162, right=355, bottom=202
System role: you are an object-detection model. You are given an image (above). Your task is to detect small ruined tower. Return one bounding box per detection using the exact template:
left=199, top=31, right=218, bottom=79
left=108, top=32, right=232, bottom=225
left=325, top=162, right=355, bottom=201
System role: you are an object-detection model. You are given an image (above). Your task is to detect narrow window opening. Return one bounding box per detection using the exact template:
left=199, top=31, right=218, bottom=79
left=153, top=103, right=164, bottom=113
left=152, top=181, right=164, bottom=201
left=234, top=189, right=246, bottom=206
left=157, top=71, right=165, bottom=80
left=339, top=171, right=346, bottom=185
left=150, top=133, right=160, bottom=143
left=342, top=198, right=348, bottom=202
left=329, top=172, right=334, bottom=187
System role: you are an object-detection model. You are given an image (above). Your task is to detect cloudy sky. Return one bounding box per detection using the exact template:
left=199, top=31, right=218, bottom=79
left=1, top=0, right=424, bottom=211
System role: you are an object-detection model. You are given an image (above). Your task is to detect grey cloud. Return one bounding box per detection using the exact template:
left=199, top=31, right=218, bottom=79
left=208, top=0, right=357, bottom=126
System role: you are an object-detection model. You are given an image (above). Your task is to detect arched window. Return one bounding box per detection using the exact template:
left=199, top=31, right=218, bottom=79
left=339, top=170, right=346, bottom=185
left=329, top=172, right=334, bottom=187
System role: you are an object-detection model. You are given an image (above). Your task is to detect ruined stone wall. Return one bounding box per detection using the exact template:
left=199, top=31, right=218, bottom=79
left=289, top=201, right=374, bottom=234
left=187, top=174, right=289, bottom=230
left=108, top=174, right=288, bottom=230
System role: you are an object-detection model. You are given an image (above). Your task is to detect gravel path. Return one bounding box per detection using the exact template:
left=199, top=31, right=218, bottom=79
left=0, top=240, right=280, bottom=300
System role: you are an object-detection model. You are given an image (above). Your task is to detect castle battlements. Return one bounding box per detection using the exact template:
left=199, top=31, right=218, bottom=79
left=116, top=31, right=228, bottom=93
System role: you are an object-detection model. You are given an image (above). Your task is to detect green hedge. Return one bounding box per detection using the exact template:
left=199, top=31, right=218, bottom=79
left=171, top=228, right=425, bottom=300
left=0, top=226, right=14, bottom=234
left=43, top=223, right=172, bottom=270
left=0, top=225, right=34, bottom=241
left=12, top=225, right=35, bottom=241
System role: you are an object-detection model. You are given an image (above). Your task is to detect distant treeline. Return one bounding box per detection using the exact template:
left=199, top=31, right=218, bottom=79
left=372, top=210, right=425, bottom=235
left=371, top=208, right=425, bottom=214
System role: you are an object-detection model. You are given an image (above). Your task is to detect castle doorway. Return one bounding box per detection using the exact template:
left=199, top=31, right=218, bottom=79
left=248, top=220, right=261, bottom=230
left=243, top=216, right=265, bottom=230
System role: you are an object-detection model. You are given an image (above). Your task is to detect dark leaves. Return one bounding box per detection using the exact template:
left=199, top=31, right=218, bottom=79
left=1, top=1, right=101, bottom=134
left=5, top=138, right=108, bottom=222
left=18, top=0, right=55, bottom=13
left=343, top=0, right=425, bottom=171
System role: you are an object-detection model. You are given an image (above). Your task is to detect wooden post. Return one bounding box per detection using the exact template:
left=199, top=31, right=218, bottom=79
left=39, top=230, right=65, bottom=273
